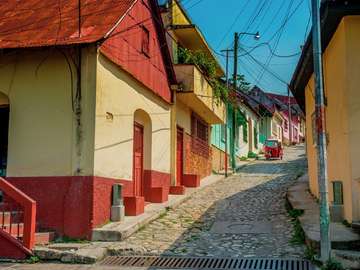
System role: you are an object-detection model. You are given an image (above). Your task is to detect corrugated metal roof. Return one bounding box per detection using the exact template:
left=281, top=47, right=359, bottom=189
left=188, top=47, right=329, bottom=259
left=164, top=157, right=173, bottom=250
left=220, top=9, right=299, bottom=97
left=0, top=0, right=136, bottom=49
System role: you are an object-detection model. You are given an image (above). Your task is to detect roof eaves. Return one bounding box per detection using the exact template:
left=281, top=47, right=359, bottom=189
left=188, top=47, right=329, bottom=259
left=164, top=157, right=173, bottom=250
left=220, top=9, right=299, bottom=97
left=290, top=0, right=360, bottom=111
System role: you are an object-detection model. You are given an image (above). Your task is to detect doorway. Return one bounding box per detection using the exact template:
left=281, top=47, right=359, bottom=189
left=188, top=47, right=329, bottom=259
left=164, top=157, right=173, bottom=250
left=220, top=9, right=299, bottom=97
left=0, top=102, right=9, bottom=177
left=133, top=122, right=144, bottom=197
left=248, top=119, right=253, bottom=153
left=176, top=127, right=184, bottom=186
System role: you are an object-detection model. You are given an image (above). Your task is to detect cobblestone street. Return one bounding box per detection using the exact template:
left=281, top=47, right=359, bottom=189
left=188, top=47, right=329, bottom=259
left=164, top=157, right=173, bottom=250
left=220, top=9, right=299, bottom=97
left=111, top=145, right=307, bottom=258
left=0, top=145, right=308, bottom=270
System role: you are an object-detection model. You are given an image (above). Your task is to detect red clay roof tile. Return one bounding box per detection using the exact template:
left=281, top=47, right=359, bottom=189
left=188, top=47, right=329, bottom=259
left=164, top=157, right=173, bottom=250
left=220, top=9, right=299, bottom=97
left=0, top=0, right=136, bottom=48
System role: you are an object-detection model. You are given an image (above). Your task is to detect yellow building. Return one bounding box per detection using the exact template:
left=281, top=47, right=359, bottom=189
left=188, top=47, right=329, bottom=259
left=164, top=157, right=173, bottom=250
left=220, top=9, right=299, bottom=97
left=291, top=2, right=360, bottom=224
left=160, top=0, right=225, bottom=190
left=0, top=0, right=177, bottom=240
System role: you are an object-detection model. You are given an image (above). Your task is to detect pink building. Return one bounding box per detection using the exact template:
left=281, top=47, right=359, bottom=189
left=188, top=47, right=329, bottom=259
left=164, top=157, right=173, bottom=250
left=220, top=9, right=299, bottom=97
left=266, top=94, right=305, bottom=145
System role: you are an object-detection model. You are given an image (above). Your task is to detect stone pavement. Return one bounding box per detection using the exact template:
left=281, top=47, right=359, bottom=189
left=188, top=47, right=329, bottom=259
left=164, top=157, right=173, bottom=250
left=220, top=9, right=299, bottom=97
left=1, top=145, right=308, bottom=269
left=287, top=175, right=360, bottom=250
left=107, top=145, right=307, bottom=258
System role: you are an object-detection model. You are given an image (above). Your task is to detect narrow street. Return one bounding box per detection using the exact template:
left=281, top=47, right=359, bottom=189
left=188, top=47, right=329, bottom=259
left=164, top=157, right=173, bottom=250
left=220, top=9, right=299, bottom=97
left=112, top=144, right=307, bottom=258
left=0, top=145, right=308, bottom=270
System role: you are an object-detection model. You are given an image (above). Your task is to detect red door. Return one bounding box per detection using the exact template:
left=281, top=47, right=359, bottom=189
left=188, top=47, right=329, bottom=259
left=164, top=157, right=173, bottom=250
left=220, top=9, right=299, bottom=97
left=133, top=122, right=144, bottom=197
left=176, top=128, right=184, bottom=186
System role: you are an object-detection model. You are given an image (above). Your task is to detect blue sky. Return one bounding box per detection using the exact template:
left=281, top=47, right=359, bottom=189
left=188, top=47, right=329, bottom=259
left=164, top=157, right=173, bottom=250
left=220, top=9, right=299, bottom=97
left=171, top=0, right=311, bottom=95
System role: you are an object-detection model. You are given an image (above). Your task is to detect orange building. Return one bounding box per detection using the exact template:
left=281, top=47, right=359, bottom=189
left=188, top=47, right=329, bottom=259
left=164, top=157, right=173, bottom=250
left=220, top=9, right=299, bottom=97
left=291, top=1, right=360, bottom=224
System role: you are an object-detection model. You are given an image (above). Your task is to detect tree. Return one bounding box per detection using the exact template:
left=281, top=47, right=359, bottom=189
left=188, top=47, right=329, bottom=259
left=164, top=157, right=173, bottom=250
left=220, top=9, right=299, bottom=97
left=229, top=74, right=250, bottom=93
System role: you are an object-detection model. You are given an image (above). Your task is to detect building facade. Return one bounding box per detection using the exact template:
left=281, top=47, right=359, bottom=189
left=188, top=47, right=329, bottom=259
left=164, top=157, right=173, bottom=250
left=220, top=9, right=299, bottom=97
left=291, top=2, right=360, bottom=224
left=161, top=0, right=225, bottom=188
left=0, top=0, right=177, bottom=248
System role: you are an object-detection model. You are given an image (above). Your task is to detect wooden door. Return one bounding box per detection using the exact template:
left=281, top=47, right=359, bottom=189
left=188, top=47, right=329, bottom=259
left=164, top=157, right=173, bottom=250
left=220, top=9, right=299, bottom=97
left=176, top=128, right=184, bottom=186
left=133, top=122, right=144, bottom=197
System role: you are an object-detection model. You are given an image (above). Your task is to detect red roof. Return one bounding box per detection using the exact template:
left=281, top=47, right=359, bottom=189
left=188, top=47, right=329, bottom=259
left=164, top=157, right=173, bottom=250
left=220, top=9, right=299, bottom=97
left=266, top=93, right=298, bottom=105
left=0, top=0, right=135, bottom=48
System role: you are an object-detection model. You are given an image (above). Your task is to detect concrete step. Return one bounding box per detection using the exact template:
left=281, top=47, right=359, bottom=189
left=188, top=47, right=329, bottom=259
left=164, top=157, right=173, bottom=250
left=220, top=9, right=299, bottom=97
left=287, top=177, right=360, bottom=251
left=35, top=231, right=56, bottom=245
left=93, top=174, right=225, bottom=242
left=332, top=249, right=360, bottom=270
left=351, top=222, right=360, bottom=232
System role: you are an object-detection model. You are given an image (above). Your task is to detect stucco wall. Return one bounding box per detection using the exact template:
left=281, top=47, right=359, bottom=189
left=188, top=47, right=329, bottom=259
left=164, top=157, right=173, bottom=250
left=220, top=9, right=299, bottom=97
left=0, top=47, right=96, bottom=177
left=176, top=100, right=191, bottom=133
left=94, top=54, right=171, bottom=181
left=344, top=16, right=360, bottom=221
left=305, top=17, right=360, bottom=222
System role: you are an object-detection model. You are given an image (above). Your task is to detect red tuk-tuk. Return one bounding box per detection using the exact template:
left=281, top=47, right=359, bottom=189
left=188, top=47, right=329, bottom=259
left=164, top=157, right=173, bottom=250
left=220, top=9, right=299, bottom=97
left=264, top=139, right=283, bottom=160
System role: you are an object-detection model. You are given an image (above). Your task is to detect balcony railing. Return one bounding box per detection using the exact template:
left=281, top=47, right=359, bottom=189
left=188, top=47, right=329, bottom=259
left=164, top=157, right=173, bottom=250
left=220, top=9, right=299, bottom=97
left=174, top=64, right=225, bottom=124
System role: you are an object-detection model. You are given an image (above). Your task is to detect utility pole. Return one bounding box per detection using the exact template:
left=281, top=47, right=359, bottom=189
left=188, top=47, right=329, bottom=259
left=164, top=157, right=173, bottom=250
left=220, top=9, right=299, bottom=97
left=311, top=0, right=331, bottom=262
left=231, top=33, right=239, bottom=171
left=221, top=49, right=233, bottom=177
left=230, top=31, right=260, bottom=172
left=288, top=86, right=292, bottom=145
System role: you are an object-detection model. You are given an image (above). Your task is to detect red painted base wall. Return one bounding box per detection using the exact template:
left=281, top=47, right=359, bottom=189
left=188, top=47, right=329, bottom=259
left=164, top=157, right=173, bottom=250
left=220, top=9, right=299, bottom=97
left=6, top=176, right=130, bottom=239
left=5, top=172, right=170, bottom=239
left=143, top=170, right=170, bottom=203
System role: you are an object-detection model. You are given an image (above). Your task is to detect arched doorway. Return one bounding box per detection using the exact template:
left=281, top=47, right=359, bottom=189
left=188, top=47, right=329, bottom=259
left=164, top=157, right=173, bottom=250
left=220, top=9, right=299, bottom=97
left=133, top=109, right=152, bottom=197
left=0, top=92, right=9, bottom=177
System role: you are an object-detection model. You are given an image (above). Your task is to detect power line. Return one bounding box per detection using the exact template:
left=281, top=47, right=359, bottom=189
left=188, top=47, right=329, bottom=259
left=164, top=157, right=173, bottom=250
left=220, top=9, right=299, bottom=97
left=256, top=0, right=295, bottom=82
left=239, top=46, right=289, bottom=86
left=216, top=0, right=251, bottom=49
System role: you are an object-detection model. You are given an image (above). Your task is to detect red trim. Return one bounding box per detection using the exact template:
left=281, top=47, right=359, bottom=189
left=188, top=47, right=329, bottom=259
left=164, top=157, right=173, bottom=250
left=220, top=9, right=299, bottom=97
left=5, top=172, right=170, bottom=237
left=0, top=177, right=36, bottom=250
left=143, top=170, right=170, bottom=203
left=0, top=229, right=32, bottom=259
left=133, top=122, right=144, bottom=197
left=176, top=127, right=184, bottom=186
left=182, top=174, right=200, bottom=188
left=6, top=176, right=130, bottom=239
left=124, top=196, right=145, bottom=216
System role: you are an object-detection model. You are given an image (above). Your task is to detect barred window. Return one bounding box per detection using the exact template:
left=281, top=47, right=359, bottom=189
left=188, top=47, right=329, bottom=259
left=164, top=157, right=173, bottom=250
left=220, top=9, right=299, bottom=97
left=191, top=113, right=208, bottom=142
left=191, top=113, right=210, bottom=157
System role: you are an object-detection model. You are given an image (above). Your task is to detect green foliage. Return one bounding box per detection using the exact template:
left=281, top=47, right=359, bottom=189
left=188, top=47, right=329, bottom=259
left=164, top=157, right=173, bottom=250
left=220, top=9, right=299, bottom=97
left=240, top=156, right=248, bottom=161
left=247, top=151, right=258, bottom=159
left=304, top=246, right=322, bottom=267
left=229, top=74, right=251, bottom=93
left=286, top=205, right=305, bottom=245
left=177, top=47, right=228, bottom=103
left=288, top=208, right=304, bottom=219
left=178, top=47, right=216, bottom=77
left=342, top=219, right=351, bottom=227
left=234, top=109, right=248, bottom=142
left=321, top=258, right=345, bottom=270
left=254, top=125, right=258, bottom=149
left=27, top=256, right=40, bottom=264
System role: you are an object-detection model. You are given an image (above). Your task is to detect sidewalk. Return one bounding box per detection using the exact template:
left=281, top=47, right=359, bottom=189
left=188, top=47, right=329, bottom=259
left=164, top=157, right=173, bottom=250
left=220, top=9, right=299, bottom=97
left=286, top=175, right=360, bottom=251
left=32, top=168, right=252, bottom=264
left=92, top=173, right=226, bottom=241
